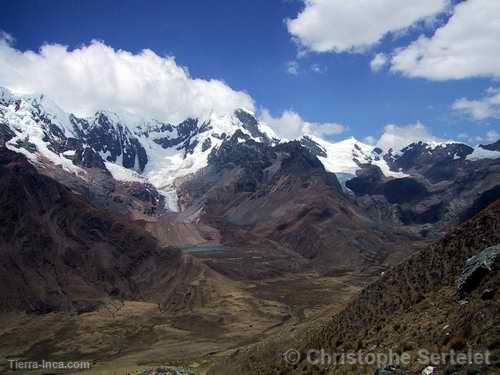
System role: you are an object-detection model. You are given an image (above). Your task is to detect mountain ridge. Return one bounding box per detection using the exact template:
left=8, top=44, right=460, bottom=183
left=4, top=85, right=498, bottom=216
left=209, top=198, right=500, bottom=374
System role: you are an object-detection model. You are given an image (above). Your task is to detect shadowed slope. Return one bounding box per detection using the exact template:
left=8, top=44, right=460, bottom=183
left=0, top=148, right=219, bottom=314
left=211, top=199, right=500, bottom=374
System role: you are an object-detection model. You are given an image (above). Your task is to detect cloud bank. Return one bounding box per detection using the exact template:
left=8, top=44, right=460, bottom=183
left=376, top=122, right=443, bottom=151
left=452, top=88, right=500, bottom=120
left=370, top=53, right=389, bottom=72
left=390, top=0, right=500, bottom=80
left=486, top=130, right=499, bottom=143
left=0, top=36, right=254, bottom=123
left=287, top=0, right=449, bottom=54
left=259, top=109, right=346, bottom=140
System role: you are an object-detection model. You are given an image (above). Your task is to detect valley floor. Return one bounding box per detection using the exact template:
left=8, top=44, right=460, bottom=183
left=0, top=269, right=365, bottom=374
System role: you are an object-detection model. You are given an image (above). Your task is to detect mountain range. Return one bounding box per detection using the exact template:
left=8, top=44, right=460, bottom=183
left=0, top=86, right=500, bottom=374
left=1, top=86, right=499, bottom=226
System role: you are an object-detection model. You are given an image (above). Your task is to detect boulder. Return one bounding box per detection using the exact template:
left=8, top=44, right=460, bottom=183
left=421, top=366, right=436, bottom=375
left=457, top=244, right=500, bottom=300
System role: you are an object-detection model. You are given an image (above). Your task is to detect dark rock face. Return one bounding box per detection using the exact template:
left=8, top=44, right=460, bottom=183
left=206, top=131, right=277, bottom=194
left=385, top=142, right=474, bottom=180
left=209, top=130, right=275, bottom=173
left=123, top=182, right=166, bottom=216
left=481, top=140, right=500, bottom=152
left=382, top=178, right=429, bottom=204
left=13, top=137, right=38, bottom=153
left=347, top=165, right=442, bottom=224
left=128, top=138, right=148, bottom=169
left=152, top=136, right=181, bottom=149
left=481, top=288, right=496, bottom=300
left=346, top=165, right=384, bottom=196
left=74, top=147, right=107, bottom=169
left=299, top=136, right=327, bottom=158
left=154, top=118, right=196, bottom=148
left=384, top=142, right=477, bottom=186
left=43, top=123, right=66, bottom=154
left=234, top=109, right=269, bottom=142
left=0, top=123, right=14, bottom=146
left=207, top=132, right=339, bottom=192
left=202, top=137, right=212, bottom=152
left=71, top=112, right=148, bottom=171
left=154, top=118, right=212, bottom=157
left=349, top=142, right=500, bottom=228
left=461, top=185, right=500, bottom=222
left=274, top=141, right=336, bottom=185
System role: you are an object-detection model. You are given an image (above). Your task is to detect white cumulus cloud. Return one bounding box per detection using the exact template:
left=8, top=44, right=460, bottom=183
left=287, top=0, right=449, bottom=54
left=370, top=53, right=389, bottom=72
left=259, top=109, right=346, bottom=140
left=390, top=0, right=500, bottom=80
left=0, top=36, right=254, bottom=123
left=376, top=122, right=443, bottom=151
left=486, top=130, right=499, bottom=143
left=363, top=136, right=377, bottom=145
left=452, top=87, right=500, bottom=120
left=456, top=130, right=498, bottom=146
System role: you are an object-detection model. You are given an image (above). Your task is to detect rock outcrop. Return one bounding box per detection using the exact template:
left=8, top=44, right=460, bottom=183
left=457, top=244, right=500, bottom=300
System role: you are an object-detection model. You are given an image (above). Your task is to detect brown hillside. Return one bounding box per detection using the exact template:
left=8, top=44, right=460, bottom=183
left=211, top=199, right=500, bottom=374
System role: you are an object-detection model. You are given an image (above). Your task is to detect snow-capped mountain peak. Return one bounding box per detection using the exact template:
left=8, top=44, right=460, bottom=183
left=0, top=86, right=14, bottom=104
left=0, top=88, right=281, bottom=210
left=1, top=86, right=499, bottom=212
left=300, top=134, right=406, bottom=179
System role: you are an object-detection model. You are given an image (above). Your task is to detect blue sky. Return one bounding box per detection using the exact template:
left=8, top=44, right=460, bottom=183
left=0, top=0, right=499, bottom=147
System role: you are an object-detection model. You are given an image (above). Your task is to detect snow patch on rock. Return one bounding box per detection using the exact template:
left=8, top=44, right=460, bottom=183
left=466, top=146, right=500, bottom=161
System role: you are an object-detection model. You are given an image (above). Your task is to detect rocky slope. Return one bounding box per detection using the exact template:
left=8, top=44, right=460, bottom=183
left=0, top=147, right=228, bottom=314
left=175, top=131, right=422, bottom=277
left=210, top=198, right=500, bottom=374
left=347, top=141, right=500, bottom=232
